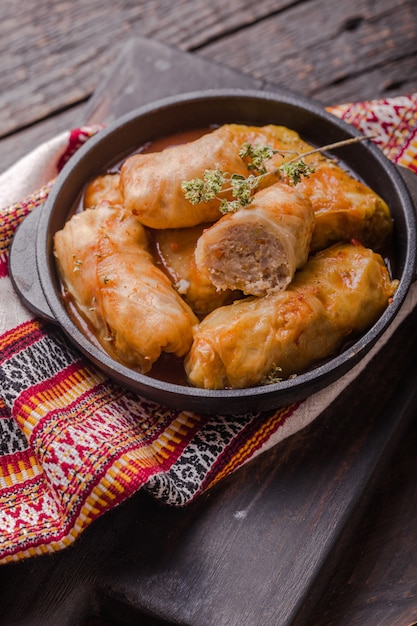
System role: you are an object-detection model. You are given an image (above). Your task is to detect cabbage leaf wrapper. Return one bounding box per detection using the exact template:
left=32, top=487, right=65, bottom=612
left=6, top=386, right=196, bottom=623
left=185, top=243, right=397, bottom=389
left=154, top=224, right=241, bottom=317
left=54, top=204, right=198, bottom=372
left=117, top=122, right=391, bottom=253
left=120, top=125, right=249, bottom=229
left=83, top=173, right=123, bottom=208
left=229, top=123, right=393, bottom=252
left=296, top=161, right=393, bottom=252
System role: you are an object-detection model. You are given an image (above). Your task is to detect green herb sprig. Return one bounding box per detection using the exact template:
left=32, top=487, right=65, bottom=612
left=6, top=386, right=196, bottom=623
left=181, top=135, right=373, bottom=214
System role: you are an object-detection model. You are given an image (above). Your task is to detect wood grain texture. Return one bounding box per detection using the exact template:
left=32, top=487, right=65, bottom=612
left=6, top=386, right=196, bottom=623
left=310, top=423, right=417, bottom=626
left=0, top=0, right=416, bottom=140
left=1, top=2, right=417, bottom=625
left=0, top=106, right=83, bottom=173
left=0, top=0, right=293, bottom=137
left=200, top=0, right=417, bottom=103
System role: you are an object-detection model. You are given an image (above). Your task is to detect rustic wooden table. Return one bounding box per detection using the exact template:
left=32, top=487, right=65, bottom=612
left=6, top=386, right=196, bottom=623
left=1, top=1, right=417, bottom=625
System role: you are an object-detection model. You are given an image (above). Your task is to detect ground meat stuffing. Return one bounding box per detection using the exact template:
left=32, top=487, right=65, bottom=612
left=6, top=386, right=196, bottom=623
left=204, top=224, right=291, bottom=296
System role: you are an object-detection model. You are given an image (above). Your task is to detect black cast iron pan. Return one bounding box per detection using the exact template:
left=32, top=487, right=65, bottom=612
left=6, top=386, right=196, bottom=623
left=9, top=89, right=417, bottom=414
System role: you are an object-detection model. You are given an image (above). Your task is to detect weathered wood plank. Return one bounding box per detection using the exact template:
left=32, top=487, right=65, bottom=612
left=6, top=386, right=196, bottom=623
left=200, top=0, right=417, bottom=103
left=2, top=308, right=417, bottom=625
left=0, top=0, right=415, bottom=138
left=1, top=3, right=417, bottom=625
left=137, top=0, right=296, bottom=49
left=316, top=54, right=417, bottom=105
left=0, top=0, right=296, bottom=137
left=0, top=107, right=83, bottom=174
left=310, top=417, right=417, bottom=626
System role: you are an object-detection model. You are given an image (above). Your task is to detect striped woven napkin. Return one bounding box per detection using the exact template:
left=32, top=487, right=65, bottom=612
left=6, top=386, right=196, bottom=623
left=0, top=94, right=416, bottom=564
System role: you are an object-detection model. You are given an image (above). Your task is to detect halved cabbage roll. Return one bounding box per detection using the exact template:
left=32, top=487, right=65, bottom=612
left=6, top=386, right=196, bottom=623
left=194, top=181, right=314, bottom=296
left=54, top=204, right=198, bottom=372
left=154, top=224, right=240, bottom=317
left=119, top=125, right=249, bottom=229
left=185, top=243, right=397, bottom=389
left=84, top=173, right=123, bottom=208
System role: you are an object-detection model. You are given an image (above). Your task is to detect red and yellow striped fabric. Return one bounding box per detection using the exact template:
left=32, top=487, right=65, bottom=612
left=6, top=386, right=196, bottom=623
left=0, top=94, right=416, bottom=564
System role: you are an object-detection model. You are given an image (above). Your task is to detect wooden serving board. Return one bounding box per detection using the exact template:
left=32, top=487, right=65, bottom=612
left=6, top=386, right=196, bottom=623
left=2, top=37, right=417, bottom=626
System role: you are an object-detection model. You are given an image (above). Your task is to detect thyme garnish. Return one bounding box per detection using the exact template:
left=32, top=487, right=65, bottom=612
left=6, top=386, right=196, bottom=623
left=262, top=364, right=283, bottom=385
left=181, top=134, right=373, bottom=214
left=73, top=258, right=83, bottom=272
left=239, top=143, right=279, bottom=175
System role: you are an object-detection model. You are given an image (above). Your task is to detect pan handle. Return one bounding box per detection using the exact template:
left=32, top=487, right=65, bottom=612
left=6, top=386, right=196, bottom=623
left=8, top=205, right=56, bottom=323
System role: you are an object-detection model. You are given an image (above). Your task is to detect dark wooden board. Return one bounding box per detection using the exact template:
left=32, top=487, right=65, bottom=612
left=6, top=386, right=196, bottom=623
left=1, top=0, right=417, bottom=619
left=0, top=106, right=84, bottom=174
left=0, top=0, right=297, bottom=137
left=2, top=37, right=417, bottom=625
left=310, top=421, right=417, bottom=626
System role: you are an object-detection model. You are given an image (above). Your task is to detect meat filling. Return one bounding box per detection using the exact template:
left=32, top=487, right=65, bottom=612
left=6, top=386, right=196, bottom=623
left=201, top=223, right=290, bottom=296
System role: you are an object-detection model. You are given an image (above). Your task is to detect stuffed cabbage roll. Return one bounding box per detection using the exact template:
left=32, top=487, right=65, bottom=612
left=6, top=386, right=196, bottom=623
left=119, top=125, right=249, bottom=229
left=54, top=204, right=198, bottom=372
left=296, top=161, right=393, bottom=252
left=84, top=173, right=123, bottom=208
left=185, top=243, right=397, bottom=389
left=194, top=181, right=314, bottom=296
left=239, top=124, right=392, bottom=251
left=154, top=224, right=240, bottom=317
left=226, top=124, right=392, bottom=251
